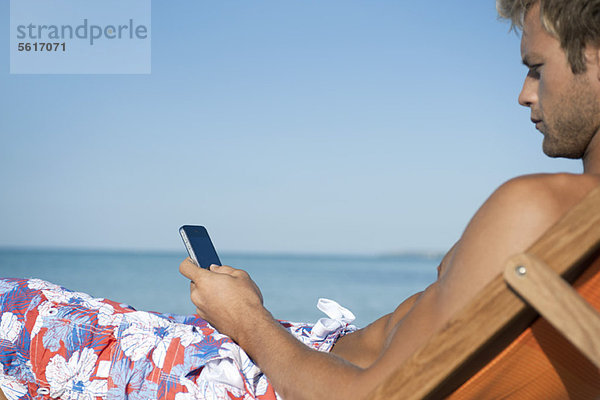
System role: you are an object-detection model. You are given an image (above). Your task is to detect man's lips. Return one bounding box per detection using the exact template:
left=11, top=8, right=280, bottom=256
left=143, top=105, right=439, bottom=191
left=531, top=117, right=543, bottom=130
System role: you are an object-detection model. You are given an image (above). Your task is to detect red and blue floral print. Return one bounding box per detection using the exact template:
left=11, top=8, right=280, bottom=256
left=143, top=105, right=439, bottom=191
left=0, top=278, right=356, bottom=399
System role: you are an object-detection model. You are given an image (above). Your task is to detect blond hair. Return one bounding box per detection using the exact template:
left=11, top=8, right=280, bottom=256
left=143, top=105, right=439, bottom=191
left=496, top=0, right=600, bottom=73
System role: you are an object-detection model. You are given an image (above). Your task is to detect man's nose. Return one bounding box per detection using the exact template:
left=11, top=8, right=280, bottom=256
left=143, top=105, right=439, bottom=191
left=518, top=76, right=538, bottom=107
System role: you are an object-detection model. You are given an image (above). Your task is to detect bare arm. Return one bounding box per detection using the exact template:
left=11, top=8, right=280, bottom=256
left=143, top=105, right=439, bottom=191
left=180, top=174, right=600, bottom=400
left=179, top=262, right=371, bottom=399
left=330, top=292, right=421, bottom=368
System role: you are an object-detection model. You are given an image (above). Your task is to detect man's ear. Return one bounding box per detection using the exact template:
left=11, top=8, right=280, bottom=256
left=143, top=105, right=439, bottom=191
left=592, top=46, right=600, bottom=82
left=585, top=44, right=600, bottom=81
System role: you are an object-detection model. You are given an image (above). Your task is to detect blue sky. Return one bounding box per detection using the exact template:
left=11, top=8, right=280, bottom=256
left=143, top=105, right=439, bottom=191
left=0, top=1, right=582, bottom=255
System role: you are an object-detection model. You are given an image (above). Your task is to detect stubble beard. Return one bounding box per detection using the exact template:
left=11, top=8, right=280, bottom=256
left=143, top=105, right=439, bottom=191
left=542, top=75, right=600, bottom=159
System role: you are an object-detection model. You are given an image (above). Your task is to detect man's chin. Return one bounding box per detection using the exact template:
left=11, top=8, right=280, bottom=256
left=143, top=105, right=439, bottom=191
left=542, top=140, right=583, bottom=159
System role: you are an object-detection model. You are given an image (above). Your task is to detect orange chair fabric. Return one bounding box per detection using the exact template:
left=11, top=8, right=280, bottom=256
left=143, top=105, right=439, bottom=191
left=448, top=257, right=600, bottom=399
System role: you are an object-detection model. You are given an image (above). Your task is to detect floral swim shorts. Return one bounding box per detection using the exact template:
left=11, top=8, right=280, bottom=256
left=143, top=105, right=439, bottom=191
left=0, top=278, right=356, bottom=399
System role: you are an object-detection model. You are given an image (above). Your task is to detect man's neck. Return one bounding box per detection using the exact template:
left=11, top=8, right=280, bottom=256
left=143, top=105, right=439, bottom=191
left=583, top=131, right=600, bottom=174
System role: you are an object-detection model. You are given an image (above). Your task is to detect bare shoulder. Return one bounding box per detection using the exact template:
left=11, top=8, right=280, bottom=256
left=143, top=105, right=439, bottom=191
left=491, top=173, right=600, bottom=216
left=464, top=173, right=600, bottom=243
left=438, top=173, right=600, bottom=306
left=365, top=173, right=600, bottom=373
left=357, top=173, right=600, bottom=389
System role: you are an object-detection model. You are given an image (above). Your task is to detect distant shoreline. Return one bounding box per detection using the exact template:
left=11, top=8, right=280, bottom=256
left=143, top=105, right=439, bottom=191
left=0, top=246, right=445, bottom=262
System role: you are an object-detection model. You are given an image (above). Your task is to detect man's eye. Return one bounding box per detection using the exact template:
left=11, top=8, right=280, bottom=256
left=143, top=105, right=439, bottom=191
left=528, top=64, right=542, bottom=78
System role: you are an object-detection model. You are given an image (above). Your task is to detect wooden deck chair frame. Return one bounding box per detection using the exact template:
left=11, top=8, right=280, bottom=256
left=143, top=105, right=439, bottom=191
left=367, top=184, right=600, bottom=400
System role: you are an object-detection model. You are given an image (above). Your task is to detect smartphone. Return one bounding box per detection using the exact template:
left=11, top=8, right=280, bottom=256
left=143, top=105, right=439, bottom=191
left=179, top=225, right=222, bottom=269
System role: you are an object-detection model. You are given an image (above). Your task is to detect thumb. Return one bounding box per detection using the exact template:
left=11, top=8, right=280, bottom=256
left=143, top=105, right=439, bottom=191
left=179, top=258, right=210, bottom=281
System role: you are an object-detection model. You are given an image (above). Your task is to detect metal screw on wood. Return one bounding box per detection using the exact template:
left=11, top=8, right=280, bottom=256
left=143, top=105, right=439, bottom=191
left=515, top=265, right=527, bottom=276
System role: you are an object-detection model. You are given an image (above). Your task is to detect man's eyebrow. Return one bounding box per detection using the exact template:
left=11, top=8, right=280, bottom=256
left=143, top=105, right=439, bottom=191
left=522, top=54, right=541, bottom=67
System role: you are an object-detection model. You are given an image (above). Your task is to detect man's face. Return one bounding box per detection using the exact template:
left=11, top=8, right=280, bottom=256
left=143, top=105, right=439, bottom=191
left=518, top=3, right=600, bottom=159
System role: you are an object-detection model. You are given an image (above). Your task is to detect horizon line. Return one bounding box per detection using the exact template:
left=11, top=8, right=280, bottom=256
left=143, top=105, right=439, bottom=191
left=0, top=245, right=446, bottom=260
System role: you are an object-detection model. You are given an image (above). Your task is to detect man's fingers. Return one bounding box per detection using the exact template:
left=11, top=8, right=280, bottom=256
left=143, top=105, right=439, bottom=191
left=209, top=265, right=237, bottom=275
left=179, top=258, right=210, bottom=281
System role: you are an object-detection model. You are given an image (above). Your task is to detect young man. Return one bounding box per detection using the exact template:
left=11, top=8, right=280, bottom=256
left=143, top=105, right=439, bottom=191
left=2, top=0, right=600, bottom=399
left=179, top=0, right=600, bottom=398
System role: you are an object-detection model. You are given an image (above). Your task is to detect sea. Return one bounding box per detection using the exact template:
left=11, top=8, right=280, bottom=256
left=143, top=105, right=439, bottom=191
left=0, top=248, right=441, bottom=328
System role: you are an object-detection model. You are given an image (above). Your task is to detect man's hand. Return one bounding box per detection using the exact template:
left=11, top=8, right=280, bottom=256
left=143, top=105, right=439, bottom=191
left=179, top=258, right=267, bottom=343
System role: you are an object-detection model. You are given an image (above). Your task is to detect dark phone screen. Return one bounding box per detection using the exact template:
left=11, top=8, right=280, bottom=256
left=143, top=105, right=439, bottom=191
left=180, top=226, right=221, bottom=269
